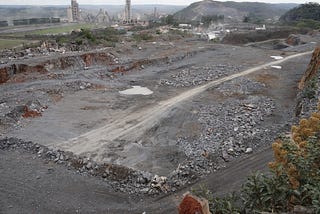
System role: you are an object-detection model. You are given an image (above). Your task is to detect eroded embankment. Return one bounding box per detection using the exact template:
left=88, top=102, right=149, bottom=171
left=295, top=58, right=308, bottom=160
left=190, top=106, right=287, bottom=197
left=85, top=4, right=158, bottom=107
left=0, top=52, right=116, bottom=83
left=0, top=49, right=202, bottom=84
left=299, top=46, right=320, bottom=89
left=296, top=46, right=320, bottom=117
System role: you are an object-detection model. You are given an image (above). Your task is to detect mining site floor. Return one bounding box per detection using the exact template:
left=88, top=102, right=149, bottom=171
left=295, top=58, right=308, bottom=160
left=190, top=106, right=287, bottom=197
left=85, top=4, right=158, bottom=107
left=0, top=144, right=272, bottom=213
left=0, top=37, right=319, bottom=213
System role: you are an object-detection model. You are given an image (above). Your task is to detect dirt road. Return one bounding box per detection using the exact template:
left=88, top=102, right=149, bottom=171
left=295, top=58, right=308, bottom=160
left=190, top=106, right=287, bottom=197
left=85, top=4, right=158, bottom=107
left=54, top=51, right=312, bottom=163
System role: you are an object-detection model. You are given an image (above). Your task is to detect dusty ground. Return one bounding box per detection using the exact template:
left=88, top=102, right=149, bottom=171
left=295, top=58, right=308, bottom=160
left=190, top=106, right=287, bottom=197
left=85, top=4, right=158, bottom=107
left=0, top=32, right=319, bottom=213
left=0, top=144, right=273, bottom=214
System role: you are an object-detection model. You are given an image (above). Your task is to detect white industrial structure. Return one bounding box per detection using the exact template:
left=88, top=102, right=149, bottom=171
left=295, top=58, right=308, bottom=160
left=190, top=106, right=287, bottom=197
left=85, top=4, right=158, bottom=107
left=124, top=0, right=131, bottom=23
left=67, top=0, right=80, bottom=22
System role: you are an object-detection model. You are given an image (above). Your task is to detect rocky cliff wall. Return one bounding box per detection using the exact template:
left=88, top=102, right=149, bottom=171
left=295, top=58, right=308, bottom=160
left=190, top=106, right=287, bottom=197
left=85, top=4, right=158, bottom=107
left=298, top=47, right=320, bottom=89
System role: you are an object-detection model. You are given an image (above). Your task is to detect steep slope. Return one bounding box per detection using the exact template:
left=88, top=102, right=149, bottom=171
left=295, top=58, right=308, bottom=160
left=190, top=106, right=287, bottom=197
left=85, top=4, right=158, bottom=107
left=280, top=2, right=320, bottom=23
left=174, top=0, right=243, bottom=21
left=174, top=0, right=297, bottom=21
left=299, top=47, right=320, bottom=89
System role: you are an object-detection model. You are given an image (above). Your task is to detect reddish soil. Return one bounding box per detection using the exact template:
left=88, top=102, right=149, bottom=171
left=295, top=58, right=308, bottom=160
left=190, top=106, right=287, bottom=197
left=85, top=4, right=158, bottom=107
left=178, top=195, right=203, bottom=214
left=22, top=106, right=42, bottom=118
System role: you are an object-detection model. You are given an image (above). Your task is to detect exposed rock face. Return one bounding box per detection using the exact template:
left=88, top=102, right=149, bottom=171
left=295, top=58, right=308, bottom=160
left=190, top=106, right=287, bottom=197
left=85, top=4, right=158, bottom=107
left=286, top=34, right=301, bottom=46
left=0, top=52, right=115, bottom=84
left=295, top=47, right=320, bottom=117
left=299, top=47, right=320, bottom=89
left=81, top=53, right=92, bottom=67
left=174, top=0, right=296, bottom=22
left=174, top=0, right=244, bottom=21
left=0, top=49, right=202, bottom=84
left=0, top=67, right=10, bottom=83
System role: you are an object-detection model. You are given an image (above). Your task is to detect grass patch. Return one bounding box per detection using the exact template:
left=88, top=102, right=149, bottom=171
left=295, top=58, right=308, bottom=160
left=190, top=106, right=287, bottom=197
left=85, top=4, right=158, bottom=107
left=1, top=23, right=98, bottom=38
left=0, top=39, right=30, bottom=49
left=133, top=32, right=154, bottom=42
left=29, top=23, right=96, bottom=35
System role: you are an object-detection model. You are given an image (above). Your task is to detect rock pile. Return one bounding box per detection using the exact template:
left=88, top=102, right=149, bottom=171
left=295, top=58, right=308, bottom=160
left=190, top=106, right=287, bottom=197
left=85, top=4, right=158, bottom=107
left=217, top=77, right=265, bottom=95
left=179, top=96, right=275, bottom=159
left=170, top=84, right=279, bottom=188
left=160, top=64, right=242, bottom=87
left=0, top=100, right=47, bottom=131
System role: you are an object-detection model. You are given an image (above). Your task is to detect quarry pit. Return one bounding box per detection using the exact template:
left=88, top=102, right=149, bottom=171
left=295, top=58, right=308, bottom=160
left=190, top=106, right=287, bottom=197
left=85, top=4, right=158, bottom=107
left=1, top=34, right=320, bottom=213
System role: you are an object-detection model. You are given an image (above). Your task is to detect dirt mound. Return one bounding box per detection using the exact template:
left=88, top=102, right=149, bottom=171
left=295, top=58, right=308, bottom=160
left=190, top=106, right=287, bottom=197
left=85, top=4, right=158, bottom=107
left=298, top=47, right=320, bottom=89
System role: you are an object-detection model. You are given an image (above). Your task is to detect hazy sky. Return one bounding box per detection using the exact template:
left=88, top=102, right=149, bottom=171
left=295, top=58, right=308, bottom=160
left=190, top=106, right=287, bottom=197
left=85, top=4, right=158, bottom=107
left=0, top=0, right=314, bottom=5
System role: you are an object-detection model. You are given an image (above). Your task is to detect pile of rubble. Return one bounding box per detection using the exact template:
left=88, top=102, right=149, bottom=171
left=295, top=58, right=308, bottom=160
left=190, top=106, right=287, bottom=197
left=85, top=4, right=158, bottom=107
left=217, top=77, right=265, bottom=96
left=0, top=42, right=64, bottom=63
left=170, top=95, right=278, bottom=187
left=0, top=100, right=47, bottom=132
left=196, top=96, right=275, bottom=157
left=179, top=77, right=275, bottom=159
left=159, top=64, right=242, bottom=87
left=0, top=39, right=99, bottom=64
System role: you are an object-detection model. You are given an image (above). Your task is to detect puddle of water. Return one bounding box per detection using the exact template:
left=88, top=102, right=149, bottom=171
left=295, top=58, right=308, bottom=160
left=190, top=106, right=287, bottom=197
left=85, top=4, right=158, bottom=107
left=119, top=86, right=153, bottom=95
left=271, top=65, right=282, bottom=69
left=270, top=56, right=284, bottom=60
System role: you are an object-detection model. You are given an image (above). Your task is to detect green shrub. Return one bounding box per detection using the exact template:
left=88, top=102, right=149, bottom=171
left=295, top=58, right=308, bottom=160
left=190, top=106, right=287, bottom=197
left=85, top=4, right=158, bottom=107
left=80, top=28, right=96, bottom=42
left=133, top=33, right=153, bottom=42
left=303, top=77, right=318, bottom=99
left=241, top=172, right=291, bottom=212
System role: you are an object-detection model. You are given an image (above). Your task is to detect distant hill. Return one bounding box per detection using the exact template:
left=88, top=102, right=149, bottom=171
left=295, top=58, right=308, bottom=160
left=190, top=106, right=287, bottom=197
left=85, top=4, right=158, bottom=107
left=280, top=2, right=320, bottom=22
left=174, top=0, right=297, bottom=21
left=0, top=6, right=67, bottom=20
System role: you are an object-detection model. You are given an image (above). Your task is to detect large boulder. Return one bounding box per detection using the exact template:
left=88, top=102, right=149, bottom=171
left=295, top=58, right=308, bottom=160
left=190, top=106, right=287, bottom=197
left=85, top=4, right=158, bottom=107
left=178, top=192, right=211, bottom=214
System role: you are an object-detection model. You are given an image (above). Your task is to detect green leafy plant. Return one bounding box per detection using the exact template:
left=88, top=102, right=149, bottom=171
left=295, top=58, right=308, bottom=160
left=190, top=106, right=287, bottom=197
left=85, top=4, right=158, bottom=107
left=133, top=33, right=153, bottom=42
left=302, top=77, right=318, bottom=99
left=191, top=185, right=240, bottom=214
left=241, top=172, right=291, bottom=212
left=212, top=193, right=241, bottom=214
left=79, top=28, right=96, bottom=43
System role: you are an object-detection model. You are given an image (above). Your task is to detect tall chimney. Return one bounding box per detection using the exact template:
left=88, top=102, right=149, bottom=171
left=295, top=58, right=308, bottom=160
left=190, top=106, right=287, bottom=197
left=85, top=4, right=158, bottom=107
left=125, top=0, right=131, bottom=23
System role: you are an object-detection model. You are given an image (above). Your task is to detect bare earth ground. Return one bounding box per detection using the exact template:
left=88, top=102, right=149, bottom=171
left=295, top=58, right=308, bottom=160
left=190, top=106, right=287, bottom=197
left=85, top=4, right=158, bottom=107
left=0, top=35, right=319, bottom=213
left=0, top=145, right=272, bottom=214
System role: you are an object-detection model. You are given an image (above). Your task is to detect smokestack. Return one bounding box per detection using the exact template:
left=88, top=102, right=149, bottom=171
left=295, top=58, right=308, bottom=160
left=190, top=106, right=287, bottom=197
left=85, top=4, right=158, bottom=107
left=71, top=0, right=80, bottom=22
left=125, top=0, right=131, bottom=23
